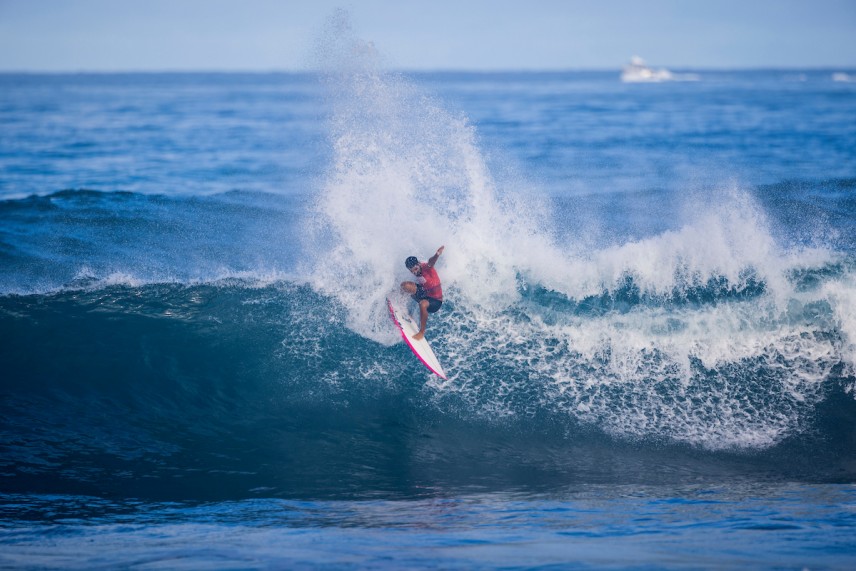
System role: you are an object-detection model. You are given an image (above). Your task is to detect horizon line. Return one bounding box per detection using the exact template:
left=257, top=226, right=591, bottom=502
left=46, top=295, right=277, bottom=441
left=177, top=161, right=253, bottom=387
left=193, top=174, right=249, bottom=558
left=1, top=65, right=855, bottom=75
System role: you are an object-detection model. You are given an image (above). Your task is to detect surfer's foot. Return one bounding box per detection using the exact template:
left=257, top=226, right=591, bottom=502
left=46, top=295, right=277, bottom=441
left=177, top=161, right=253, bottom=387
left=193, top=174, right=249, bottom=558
left=412, top=331, right=425, bottom=341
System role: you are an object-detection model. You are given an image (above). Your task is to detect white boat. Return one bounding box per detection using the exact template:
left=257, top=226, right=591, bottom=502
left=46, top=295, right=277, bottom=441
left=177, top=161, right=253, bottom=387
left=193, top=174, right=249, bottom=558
left=621, top=56, right=673, bottom=83
left=832, top=72, right=854, bottom=82
left=620, top=56, right=700, bottom=83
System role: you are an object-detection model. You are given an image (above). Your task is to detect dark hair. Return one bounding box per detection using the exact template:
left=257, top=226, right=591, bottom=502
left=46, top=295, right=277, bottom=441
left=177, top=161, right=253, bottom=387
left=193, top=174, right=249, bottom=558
left=405, top=256, right=419, bottom=269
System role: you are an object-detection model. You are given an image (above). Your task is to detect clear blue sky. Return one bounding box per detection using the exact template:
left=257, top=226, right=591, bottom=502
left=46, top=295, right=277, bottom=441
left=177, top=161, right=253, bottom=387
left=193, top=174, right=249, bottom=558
left=1, top=0, right=854, bottom=71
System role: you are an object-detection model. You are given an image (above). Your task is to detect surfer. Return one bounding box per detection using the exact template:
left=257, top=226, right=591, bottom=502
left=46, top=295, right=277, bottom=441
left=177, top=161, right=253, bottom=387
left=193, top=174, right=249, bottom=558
left=400, top=246, right=444, bottom=340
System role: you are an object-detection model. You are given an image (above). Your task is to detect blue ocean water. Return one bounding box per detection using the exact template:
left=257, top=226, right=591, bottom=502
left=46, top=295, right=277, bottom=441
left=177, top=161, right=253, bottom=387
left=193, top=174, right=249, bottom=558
left=2, top=41, right=856, bottom=570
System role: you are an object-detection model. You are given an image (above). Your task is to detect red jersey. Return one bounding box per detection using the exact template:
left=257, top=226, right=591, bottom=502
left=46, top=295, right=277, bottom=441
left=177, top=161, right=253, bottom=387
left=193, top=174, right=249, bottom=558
left=419, top=263, right=443, bottom=300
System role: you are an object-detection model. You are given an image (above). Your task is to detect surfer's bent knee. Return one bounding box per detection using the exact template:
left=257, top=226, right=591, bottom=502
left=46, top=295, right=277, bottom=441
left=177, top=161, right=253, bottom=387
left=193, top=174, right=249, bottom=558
left=425, top=298, right=442, bottom=314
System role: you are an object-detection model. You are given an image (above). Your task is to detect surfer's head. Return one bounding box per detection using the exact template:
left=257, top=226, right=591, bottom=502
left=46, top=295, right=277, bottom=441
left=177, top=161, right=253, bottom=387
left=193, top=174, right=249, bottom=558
left=405, top=256, right=420, bottom=274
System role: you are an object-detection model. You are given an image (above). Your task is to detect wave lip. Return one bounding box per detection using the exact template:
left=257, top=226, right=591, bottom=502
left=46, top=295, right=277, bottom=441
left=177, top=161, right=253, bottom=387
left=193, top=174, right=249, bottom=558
left=0, top=189, right=304, bottom=295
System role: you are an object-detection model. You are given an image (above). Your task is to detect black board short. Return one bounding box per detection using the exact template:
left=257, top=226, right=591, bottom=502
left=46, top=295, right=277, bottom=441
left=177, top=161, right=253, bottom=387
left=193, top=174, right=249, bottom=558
left=412, top=284, right=443, bottom=313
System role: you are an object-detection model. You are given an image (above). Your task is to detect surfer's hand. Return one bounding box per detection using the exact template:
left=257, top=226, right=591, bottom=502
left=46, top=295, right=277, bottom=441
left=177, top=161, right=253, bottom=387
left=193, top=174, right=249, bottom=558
left=428, top=246, right=444, bottom=267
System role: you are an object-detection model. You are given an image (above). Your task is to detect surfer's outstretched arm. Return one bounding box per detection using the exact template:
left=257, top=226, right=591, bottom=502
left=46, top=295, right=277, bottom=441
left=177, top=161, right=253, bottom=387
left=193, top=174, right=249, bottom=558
left=427, top=245, right=444, bottom=268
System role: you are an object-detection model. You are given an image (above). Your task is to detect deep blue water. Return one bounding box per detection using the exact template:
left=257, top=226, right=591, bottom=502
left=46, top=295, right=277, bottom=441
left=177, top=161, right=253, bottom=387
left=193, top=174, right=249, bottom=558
left=2, top=60, right=856, bottom=569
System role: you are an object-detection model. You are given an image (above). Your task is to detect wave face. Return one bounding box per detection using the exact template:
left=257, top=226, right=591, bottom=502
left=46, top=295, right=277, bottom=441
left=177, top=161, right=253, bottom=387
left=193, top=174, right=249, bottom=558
left=1, top=275, right=855, bottom=501
left=2, top=31, right=856, bottom=501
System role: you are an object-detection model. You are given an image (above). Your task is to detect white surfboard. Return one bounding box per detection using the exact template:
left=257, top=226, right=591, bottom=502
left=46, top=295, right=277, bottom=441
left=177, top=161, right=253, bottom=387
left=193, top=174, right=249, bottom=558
left=387, top=297, right=447, bottom=380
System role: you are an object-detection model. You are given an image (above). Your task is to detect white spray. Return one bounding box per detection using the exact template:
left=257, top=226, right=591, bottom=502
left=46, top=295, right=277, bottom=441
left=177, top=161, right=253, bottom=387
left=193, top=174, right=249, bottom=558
left=305, top=12, right=856, bottom=450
